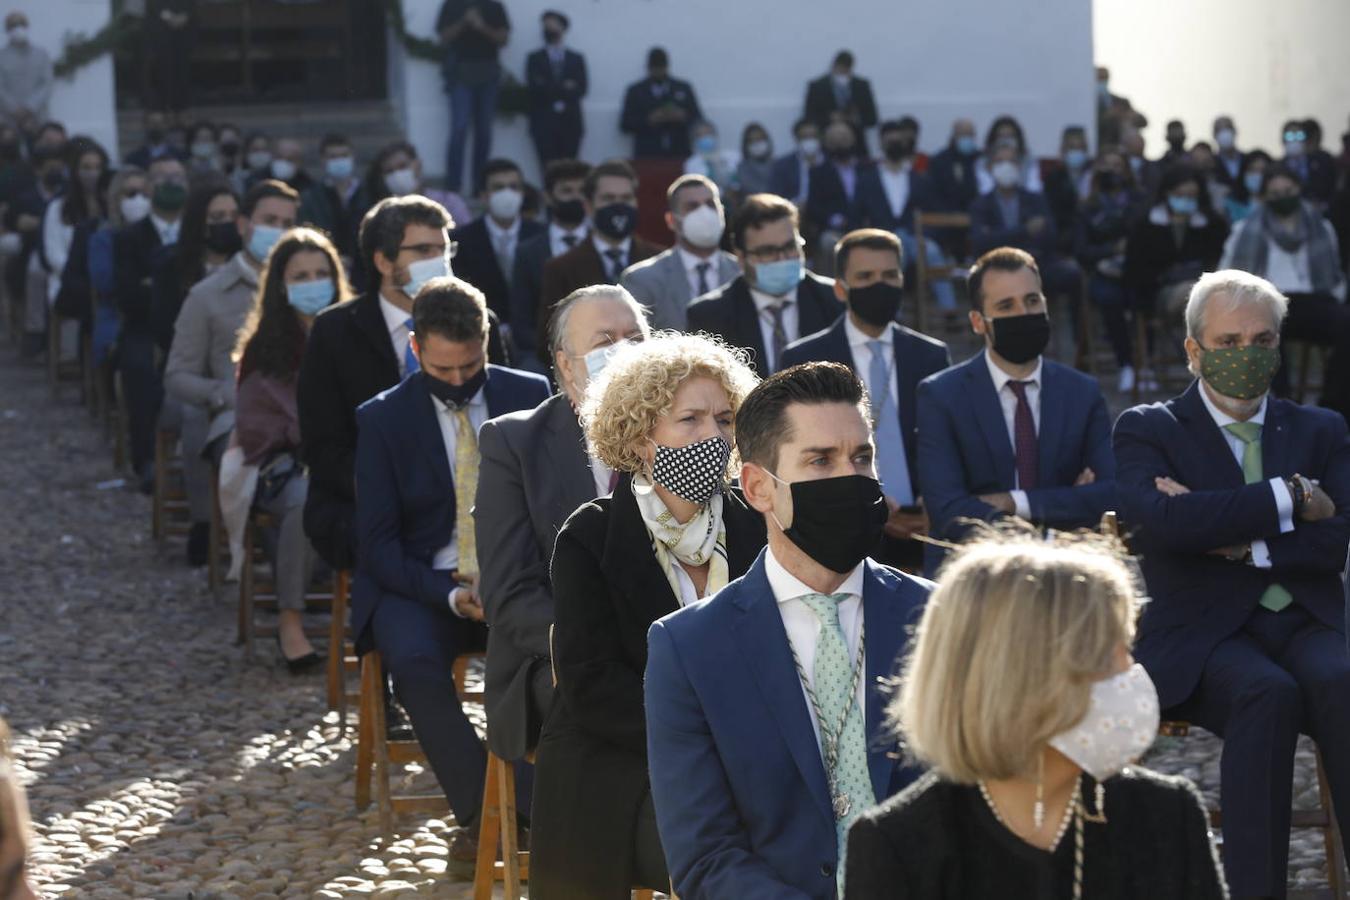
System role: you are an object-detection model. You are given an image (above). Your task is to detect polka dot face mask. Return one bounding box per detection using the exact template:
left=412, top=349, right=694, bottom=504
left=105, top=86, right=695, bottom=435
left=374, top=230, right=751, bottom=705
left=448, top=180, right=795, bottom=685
left=651, top=435, right=731, bottom=505
left=1198, top=343, right=1281, bottom=400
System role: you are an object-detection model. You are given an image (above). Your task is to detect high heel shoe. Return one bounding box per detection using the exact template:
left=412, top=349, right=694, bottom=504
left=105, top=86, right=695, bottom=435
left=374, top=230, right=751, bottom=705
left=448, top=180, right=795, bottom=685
left=275, top=634, right=322, bottom=674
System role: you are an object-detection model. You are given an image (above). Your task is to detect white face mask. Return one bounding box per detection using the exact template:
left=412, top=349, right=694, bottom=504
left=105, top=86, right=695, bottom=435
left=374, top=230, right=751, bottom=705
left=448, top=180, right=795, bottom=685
left=488, top=187, right=523, bottom=221
left=583, top=342, right=626, bottom=381
left=747, top=139, right=771, bottom=160
left=1049, top=663, right=1160, bottom=782
left=8, top=26, right=28, bottom=45
left=991, top=159, right=1021, bottom=189
left=402, top=255, right=451, bottom=299
left=120, top=193, right=152, bottom=224
left=679, top=204, right=725, bottom=250
left=270, top=158, right=298, bottom=182
left=798, top=137, right=821, bottom=160
left=384, top=166, right=418, bottom=196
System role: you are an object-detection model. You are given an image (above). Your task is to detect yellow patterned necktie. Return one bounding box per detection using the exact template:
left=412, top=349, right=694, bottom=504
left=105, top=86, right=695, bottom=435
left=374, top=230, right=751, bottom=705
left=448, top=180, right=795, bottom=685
left=1223, top=421, right=1293, bottom=612
left=453, top=407, right=479, bottom=579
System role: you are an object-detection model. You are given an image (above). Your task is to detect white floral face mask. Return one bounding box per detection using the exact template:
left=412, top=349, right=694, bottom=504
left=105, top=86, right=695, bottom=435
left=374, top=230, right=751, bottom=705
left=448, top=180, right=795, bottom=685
left=1049, top=663, right=1160, bottom=782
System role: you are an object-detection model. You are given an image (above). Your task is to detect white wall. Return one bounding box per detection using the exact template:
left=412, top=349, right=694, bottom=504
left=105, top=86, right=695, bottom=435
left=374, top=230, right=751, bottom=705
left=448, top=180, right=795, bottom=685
left=398, top=0, right=1096, bottom=184
left=1094, top=0, right=1350, bottom=158
left=8, top=0, right=118, bottom=159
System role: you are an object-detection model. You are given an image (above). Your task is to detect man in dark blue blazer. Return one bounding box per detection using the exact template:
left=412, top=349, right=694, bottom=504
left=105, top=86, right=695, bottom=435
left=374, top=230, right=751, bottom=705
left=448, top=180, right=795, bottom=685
left=525, top=11, right=586, bottom=168
left=782, top=229, right=949, bottom=572
left=916, top=247, right=1115, bottom=576
left=354, top=277, right=549, bottom=863
left=1113, top=270, right=1350, bottom=898
left=769, top=118, right=823, bottom=209
left=646, top=362, right=931, bottom=899
left=805, top=121, right=869, bottom=241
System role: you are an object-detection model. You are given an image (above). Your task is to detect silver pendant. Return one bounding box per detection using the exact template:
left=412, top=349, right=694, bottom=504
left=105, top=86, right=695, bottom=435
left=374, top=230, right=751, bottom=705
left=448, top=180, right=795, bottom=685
left=833, top=793, right=851, bottom=819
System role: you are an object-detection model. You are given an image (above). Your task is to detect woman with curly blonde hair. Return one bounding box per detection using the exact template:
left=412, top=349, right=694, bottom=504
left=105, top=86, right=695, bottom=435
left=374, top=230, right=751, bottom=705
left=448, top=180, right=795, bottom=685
left=530, top=332, right=767, bottom=899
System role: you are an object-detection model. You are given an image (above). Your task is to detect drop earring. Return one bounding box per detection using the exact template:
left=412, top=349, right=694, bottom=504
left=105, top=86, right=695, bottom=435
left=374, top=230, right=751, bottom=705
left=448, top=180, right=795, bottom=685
left=1033, top=751, right=1045, bottom=830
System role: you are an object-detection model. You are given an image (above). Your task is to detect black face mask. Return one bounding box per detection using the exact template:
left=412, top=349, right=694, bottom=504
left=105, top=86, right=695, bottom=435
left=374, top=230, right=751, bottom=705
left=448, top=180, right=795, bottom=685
left=883, top=139, right=914, bottom=162
left=543, top=27, right=563, bottom=43
left=848, top=282, right=903, bottom=328
left=424, top=365, right=487, bottom=409
left=1167, top=136, right=1185, bottom=151
left=769, top=472, right=887, bottom=574
left=593, top=202, right=637, bottom=241
left=152, top=181, right=187, bottom=212
left=42, top=169, right=67, bottom=192
left=1096, top=171, right=1121, bottom=192
left=985, top=312, right=1050, bottom=365
left=829, top=145, right=855, bottom=163
left=220, top=141, right=240, bottom=158
left=552, top=197, right=586, bottom=227
left=204, top=221, right=243, bottom=255
left=1267, top=194, right=1301, bottom=217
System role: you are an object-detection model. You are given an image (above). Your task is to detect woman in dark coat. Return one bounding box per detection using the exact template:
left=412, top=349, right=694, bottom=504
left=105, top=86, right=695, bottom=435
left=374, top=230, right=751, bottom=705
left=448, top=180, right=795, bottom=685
left=530, top=333, right=766, bottom=899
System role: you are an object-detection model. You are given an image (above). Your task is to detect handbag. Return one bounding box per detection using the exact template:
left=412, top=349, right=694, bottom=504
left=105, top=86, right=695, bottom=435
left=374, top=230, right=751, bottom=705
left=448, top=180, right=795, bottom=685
left=255, top=451, right=301, bottom=506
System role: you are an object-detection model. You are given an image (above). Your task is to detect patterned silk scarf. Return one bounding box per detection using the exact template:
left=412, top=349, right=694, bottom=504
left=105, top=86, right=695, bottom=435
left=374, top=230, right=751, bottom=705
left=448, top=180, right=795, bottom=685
left=631, top=478, right=729, bottom=603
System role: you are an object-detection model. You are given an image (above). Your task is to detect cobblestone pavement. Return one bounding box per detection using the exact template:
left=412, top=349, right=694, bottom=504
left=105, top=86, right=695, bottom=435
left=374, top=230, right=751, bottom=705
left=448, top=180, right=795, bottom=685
left=0, top=344, right=1342, bottom=897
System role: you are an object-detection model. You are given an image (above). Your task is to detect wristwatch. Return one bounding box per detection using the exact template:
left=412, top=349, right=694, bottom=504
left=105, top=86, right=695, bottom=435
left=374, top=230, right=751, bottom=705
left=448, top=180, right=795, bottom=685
left=1287, top=474, right=1310, bottom=517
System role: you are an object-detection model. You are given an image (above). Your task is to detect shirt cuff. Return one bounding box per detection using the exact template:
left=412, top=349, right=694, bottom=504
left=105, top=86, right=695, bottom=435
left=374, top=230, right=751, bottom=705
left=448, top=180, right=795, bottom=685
left=1269, top=477, right=1295, bottom=534
left=1251, top=540, right=1272, bottom=569
left=1011, top=490, right=1031, bottom=520
left=447, top=588, right=468, bottom=618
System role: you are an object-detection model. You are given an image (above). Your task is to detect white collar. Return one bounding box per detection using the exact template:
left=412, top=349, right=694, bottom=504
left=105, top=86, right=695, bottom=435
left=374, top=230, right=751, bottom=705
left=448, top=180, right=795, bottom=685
left=150, top=213, right=178, bottom=238
left=1197, top=381, right=1268, bottom=429
left=379, top=293, right=412, bottom=336
left=550, top=221, right=587, bottom=243
left=879, top=161, right=912, bottom=177
left=592, top=234, right=632, bottom=259
left=844, top=314, right=893, bottom=350
left=231, top=251, right=260, bottom=286
left=676, top=245, right=717, bottom=274
left=984, top=350, right=1042, bottom=392
left=485, top=215, right=520, bottom=242
left=749, top=284, right=797, bottom=310
left=766, top=544, right=865, bottom=605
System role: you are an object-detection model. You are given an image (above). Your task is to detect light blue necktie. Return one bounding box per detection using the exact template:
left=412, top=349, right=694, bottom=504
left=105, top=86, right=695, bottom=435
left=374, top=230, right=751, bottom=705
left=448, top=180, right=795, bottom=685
left=402, top=317, right=419, bottom=376
left=867, top=340, right=914, bottom=504
left=799, top=592, right=874, bottom=880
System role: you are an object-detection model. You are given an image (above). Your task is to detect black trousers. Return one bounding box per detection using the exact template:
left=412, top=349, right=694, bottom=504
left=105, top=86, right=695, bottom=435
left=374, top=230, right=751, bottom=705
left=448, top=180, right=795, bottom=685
left=371, top=591, right=533, bottom=831
left=1275, top=291, right=1350, bottom=422
left=1170, top=605, right=1350, bottom=897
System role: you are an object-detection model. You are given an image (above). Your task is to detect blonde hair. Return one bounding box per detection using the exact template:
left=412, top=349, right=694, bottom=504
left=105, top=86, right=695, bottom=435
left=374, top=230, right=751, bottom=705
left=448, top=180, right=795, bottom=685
left=581, top=331, right=759, bottom=474
left=893, top=529, right=1139, bottom=784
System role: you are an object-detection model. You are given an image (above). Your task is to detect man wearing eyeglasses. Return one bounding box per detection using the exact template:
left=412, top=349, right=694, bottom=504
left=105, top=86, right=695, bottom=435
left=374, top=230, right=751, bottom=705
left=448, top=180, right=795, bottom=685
left=298, top=195, right=509, bottom=572
left=687, top=193, right=842, bottom=376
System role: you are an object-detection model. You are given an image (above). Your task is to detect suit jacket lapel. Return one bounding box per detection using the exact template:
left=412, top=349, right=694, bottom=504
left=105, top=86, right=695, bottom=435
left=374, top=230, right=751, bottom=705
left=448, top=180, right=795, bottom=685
left=969, top=353, right=1016, bottom=487
left=406, top=376, right=453, bottom=490
left=1036, top=361, right=1067, bottom=486
left=822, top=318, right=852, bottom=367
left=731, top=556, right=835, bottom=825
left=730, top=279, right=770, bottom=375
left=1175, top=381, right=1245, bottom=486
left=601, top=475, right=681, bottom=626
left=1262, top=397, right=1291, bottom=480
left=862, top=561, right=906, bottom=802
left=717, top=253, right=741, bottom=287
left=892, top=330, right=921, bottom=469
left=797, top=278, right=834, bottom=336
left=354, top=293, right=401, bottom=383
left=546, top=394, right=597, bottom=513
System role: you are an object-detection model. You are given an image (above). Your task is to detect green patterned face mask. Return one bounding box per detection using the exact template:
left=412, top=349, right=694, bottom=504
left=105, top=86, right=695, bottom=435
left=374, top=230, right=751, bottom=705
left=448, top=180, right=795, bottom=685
left=1197, top=343, right=1281, bottom=400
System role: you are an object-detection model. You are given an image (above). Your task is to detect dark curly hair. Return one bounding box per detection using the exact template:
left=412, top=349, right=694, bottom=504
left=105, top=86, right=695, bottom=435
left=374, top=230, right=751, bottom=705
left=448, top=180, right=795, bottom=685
left=235, top=227, right=351, bottom=381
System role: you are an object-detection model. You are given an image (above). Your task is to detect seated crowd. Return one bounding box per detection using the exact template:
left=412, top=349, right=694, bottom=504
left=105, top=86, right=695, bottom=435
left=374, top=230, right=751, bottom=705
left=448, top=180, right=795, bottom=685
left=3, top=37, right=1350, bottom=898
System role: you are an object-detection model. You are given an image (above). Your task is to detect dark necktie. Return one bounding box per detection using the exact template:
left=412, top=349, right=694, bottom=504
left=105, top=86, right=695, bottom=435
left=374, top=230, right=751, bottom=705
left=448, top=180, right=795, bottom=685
left=561, top=233, right=578, bottom=250
left=604, top=248, right=625, bottom=282
left=765, top=302, right=790, bottom=372
left=1007, top=380, right=1038, bottom=491
left=695, top=261, right=711, bottom=296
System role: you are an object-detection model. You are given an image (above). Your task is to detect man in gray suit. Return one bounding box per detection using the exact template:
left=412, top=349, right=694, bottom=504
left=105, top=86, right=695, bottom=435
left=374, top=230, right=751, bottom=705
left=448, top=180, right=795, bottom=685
left=474, top=284, right=651, bottom=762
left=620, top=173, right=739, bottom=331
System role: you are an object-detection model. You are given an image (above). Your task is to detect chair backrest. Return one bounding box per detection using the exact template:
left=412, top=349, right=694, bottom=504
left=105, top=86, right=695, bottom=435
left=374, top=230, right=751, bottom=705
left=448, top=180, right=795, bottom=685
left=911, top=211, right=972, bottom=333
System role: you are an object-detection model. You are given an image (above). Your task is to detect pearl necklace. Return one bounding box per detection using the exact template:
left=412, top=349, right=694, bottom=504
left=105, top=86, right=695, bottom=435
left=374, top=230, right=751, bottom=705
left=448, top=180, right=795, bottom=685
left=977, top=779, right=1080, bottom=852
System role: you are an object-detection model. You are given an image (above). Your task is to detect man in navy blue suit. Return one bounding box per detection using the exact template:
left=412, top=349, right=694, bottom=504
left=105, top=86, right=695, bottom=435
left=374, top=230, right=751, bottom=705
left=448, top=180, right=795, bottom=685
left=916, top=247, right=1115, bottom=575
left=1114, top=269, right=1350, bottom=898
left=646, top=362, right=931, bottom=899
left=769, top=118, right=823, bottom=209
left=525, top=10, right=586, bottom=168
left=781, top=229, right=949, bottom=572
left=354, top=277, right=550, bottom=867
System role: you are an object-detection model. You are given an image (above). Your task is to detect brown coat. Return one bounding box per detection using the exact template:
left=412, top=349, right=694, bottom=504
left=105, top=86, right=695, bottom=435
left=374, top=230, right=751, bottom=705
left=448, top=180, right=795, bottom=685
left=536, top=236, right=662, bottom=347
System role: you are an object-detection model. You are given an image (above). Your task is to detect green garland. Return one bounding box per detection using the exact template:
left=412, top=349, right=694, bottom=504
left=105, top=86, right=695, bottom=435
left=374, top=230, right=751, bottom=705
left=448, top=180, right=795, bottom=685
left=53, top=13, right=141, bottom=79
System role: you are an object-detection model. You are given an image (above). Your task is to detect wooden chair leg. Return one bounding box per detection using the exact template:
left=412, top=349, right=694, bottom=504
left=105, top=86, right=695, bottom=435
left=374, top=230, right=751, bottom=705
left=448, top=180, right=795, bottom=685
left=497, top=756, right=521, bottom=899
left=371, top=653, right=394, bottom=838
left=1316, top=749, right=1349, bottom=900
left=238, top=520, right=255, bottom=649
left=327, top=571, right=349, bottom=716
left=474, top=754, right=504, bottom=900
left=208, top=470, right=223, bottom=592
left=355, top=652, right=375, bottom=811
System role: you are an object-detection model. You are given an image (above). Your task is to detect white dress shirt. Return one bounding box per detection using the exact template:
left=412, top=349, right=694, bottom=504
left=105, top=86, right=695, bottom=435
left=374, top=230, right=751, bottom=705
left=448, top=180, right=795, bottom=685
left=485, top=215, right=522, bottom=276
left=766, top=546, right=866, bottom=750
left=593, top=235, right=633, bottom=281
left=379, top=294, right=415, bottom=377
left=677, top=245, right=720, bottom=299
left=985, top=351, right=1042, bottom=519
left=749, top=284, right=801, bottom=371
left=150, top=212, right=181, bottom=245
left=429, top=386, right=489, bottom=571
left=549, top=221, right=588, bottom=258
left=1195, top=385, right=1295, bottom=568
left=846, top=316, right=899, bottom=409
left=878, top=164, right=912, bottom=221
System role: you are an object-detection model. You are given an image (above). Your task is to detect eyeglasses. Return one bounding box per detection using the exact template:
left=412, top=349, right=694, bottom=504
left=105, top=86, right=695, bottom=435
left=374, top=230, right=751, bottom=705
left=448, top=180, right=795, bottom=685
left=744, top=238, right=805, bottom=263
left=399, top=241, right=458, bottom=259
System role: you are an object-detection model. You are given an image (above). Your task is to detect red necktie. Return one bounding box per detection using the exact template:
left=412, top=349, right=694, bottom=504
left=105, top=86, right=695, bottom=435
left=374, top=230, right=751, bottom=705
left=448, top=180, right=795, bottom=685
left=1007, top=380, right=1038, bottom=491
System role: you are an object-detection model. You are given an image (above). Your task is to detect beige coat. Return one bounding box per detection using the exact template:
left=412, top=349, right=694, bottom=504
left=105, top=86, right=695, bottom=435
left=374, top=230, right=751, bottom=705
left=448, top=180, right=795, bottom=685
left=164, top=252, right=260, bottom=444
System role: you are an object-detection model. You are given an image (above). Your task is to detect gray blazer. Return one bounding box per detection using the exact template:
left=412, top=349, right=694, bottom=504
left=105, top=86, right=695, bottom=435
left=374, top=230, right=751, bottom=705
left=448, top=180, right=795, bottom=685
left=164, top=252, right=259, bottom=444
left=620, top=246, right=739, bottom=331
left=473, top=392, right=598, bottom=761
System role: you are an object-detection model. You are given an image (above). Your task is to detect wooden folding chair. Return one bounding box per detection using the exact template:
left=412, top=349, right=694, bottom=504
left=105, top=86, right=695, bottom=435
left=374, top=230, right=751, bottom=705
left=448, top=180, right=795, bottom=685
left=151, top=428, right=191, bottom=540
left=911, top=211, right=971, bottom=336
left=325, top=571, right=359, bottom=729
left=235, top=508, right=333, bottom=651
left=46, top=312, right=83, bottom=399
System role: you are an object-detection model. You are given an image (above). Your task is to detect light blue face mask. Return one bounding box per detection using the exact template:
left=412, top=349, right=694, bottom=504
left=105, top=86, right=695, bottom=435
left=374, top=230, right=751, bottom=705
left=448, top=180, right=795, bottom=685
left=694, top=134, right=718, bottom=155
left=955, top=136, right=978, bottom=156
left=325, top=155, right=355, bottom=180
left=247, top=224, right=284, bottom=262
left=753, top=257, right=803, bottom=296
left=404, top=255, right=451, bottom=299
left=1243, top=172, right=1264, bottom=195
left=1064, top=148, right=1088, bottom=169
left=1167, top=195, right=1199, bottom=217
left=286, top=278, right=335, bottom=316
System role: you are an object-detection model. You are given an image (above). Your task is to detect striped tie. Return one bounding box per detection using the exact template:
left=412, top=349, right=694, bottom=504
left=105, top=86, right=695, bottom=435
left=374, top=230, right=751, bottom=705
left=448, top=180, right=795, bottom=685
left=1224, top=421, right=1293, bottom=612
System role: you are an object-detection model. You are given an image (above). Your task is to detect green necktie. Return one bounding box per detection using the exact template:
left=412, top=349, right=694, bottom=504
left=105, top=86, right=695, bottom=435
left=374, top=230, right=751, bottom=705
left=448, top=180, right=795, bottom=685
left=1223, top=421, right=1293, bottom=612
left=798, top=593, right=875, bottom=875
